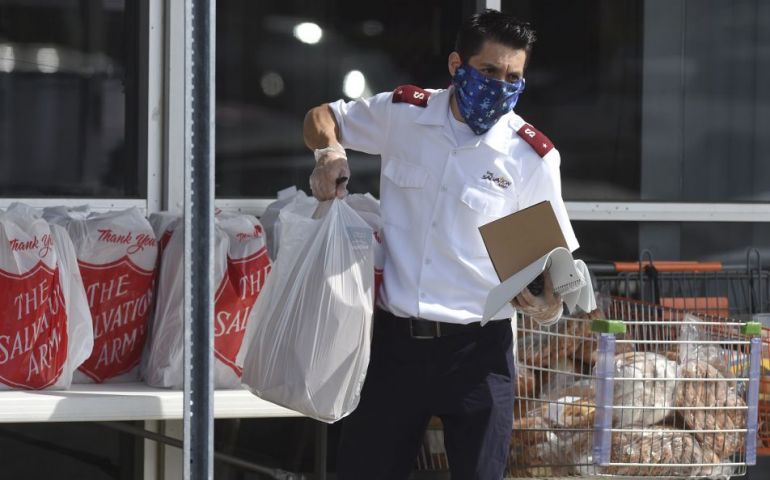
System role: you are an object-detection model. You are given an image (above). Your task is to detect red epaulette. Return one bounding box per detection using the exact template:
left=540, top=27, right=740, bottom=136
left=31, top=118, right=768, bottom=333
left=516, top=122, right=555, bottom=157
left=392, top=85, right=430, bottom=107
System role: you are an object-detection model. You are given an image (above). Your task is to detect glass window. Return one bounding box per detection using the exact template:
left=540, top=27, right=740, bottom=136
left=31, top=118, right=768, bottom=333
left=573, top=220, right=770, bottom=264
left=0, top=0, right=142, bottom=198
left=577, top=220, right=770, bottom=318
left=216, top=0, right=470, bottom=198
left=502, top=0, right=770, bottom=203
left=217, top=0, right=770, bottom=204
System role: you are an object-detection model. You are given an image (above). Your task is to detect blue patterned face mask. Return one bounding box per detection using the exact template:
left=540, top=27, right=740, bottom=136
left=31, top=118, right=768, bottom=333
left=451, top=63, right=525, bottom=135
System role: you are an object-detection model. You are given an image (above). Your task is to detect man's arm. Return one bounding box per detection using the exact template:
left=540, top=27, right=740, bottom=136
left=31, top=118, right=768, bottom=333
left=303, top=104, right=341, bottom=150
left=304, top=104, right=349, bottom=201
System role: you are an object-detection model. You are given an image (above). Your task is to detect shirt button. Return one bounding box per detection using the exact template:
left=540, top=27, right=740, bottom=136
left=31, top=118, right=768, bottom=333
left=420, top=292, right=426, bottom=299
left=441, top=185, right=448, bottom=192
left=431, top=221, right=437, bottom=228
left=425, top=258, right=432, bottom=265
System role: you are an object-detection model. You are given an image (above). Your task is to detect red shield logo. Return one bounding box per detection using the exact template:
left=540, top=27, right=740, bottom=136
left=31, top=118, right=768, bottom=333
left=0, top=262, right=69, bottom=389
left=214, top=248, right=271, bottom=375
left=77, top=256, right=155, bottom=382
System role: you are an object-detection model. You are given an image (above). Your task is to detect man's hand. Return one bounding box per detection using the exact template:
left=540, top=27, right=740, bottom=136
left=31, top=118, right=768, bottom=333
left=310, top=145, right=350, bottom=201
left=512, top=270, right=563, bottom=324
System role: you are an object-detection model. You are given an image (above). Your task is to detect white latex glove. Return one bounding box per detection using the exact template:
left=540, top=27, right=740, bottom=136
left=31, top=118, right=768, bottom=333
left=513, top=270, right=564, bottom=325
left=309, top=144, right=350, bottom=201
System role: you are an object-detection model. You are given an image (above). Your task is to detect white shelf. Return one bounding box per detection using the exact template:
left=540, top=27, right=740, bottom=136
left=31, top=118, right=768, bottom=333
left=0, top=383, right=302, bottom=423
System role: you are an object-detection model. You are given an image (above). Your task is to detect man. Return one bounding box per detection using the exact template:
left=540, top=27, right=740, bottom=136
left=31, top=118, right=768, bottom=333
left=303, top=9, right=578, bottom=480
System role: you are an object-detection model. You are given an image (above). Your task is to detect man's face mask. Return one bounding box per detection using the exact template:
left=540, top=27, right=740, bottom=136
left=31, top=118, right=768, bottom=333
left=451, top=63, right=525, bottom=135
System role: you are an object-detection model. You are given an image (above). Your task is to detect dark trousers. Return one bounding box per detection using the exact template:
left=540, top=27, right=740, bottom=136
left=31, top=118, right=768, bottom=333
left=337, top=309, right=514, bottom=480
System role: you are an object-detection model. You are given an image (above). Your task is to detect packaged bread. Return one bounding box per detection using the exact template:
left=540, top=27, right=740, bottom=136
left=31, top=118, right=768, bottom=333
left=539, top=356, right=584, bottom=400
left=517, top=312, right=594, bottom=368
left=606, top=427, right=735, bottom=477
left=568, top=308, right=604, bottom=363
left=508, top=432, right=587, bottom=478
left=516, top=366, right=537, bottom=398
left=511, top=415, right=552, bottom=446
left=697, top=444, right=737, bottom=478
left=539, top=380, right=596, bottom=429
left=674, top=360, right=746, bottom=459
left=678, top=314, right=735, bottom=377
left=606, top=428, right=701, bottom=477
left=612, top=351, right=678, bottom=427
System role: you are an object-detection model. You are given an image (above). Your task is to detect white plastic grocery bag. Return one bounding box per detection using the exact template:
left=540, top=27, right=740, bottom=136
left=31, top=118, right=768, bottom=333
left=238, top=199, right=374, bottom=422
left=0, top=203, right=93, bottom=389
left=148, top=212, right=180, bottom=258
left=344, top=193, right=384, bottom=303
left=146, top=213, right=271, bottom=389
left=46, top=207, right=158, bottom=383
left=261, top=187, right=317, bottom=261
left=215, top=212, right=273, bottom=380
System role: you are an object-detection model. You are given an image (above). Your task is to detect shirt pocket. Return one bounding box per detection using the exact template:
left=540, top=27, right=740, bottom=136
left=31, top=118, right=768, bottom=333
left=382, top=160, right=429, bottom=188
left=451, top=183, right=517, bottom=259
left=381, top=160, right=430, bottom=228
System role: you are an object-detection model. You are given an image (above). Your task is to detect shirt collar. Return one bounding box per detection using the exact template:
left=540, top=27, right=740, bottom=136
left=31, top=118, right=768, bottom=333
left=414, top=88, right=451, bottom=126
left=414, top=87, right=514, bottom=155
left=480, top=111, right=516, bottom=155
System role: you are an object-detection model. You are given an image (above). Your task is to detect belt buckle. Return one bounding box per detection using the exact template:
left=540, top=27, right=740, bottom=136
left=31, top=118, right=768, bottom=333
left=409, top=318, right=441, bottom=339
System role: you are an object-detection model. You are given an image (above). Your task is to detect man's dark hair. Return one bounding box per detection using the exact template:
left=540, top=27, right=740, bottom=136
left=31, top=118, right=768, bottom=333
left=455, top=9, right=536, bottom=62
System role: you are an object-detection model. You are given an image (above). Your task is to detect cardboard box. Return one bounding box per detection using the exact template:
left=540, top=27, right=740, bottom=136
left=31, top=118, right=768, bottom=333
left=479, top=201, right=568, bottom=282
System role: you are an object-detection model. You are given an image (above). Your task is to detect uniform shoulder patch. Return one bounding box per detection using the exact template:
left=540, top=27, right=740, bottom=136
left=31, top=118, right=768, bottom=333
left=392, top=85, right=430, bottom=107
left=516, top=123, right=555, bottom=157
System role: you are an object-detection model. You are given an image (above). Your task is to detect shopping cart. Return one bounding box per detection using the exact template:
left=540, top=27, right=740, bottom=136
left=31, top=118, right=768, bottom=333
left=414, top=299, right=763, bottom=479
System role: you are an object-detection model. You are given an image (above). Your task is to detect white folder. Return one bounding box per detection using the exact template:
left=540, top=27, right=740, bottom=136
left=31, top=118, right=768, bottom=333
left=482, top=247, right=586, bottom=324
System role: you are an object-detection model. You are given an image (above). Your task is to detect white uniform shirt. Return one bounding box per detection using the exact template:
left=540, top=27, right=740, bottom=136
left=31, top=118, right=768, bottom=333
left=329, top=87, right=579, bottom=325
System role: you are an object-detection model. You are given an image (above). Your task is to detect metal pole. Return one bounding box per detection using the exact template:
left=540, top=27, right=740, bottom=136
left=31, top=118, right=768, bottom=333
left=184, top=0, right=215, bottom=478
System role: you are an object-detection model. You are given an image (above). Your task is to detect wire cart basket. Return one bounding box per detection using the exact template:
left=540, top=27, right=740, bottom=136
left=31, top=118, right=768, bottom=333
left=415, top=299, right=763, bottom=479
left=508, top=299, right=762, bottom=479
left=590, top=249, right=770, bottom=458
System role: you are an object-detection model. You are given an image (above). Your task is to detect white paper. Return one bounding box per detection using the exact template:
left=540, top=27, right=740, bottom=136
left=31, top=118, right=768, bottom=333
left=482, top=247, right=586, bottom=324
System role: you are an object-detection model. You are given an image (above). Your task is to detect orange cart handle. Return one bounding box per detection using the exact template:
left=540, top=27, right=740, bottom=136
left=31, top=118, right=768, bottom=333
left=613, top=261, right=723, bottom=273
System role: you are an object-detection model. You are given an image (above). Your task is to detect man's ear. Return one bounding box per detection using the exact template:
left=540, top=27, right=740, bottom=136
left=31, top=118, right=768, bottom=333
left=447, top=51, right=462, bottom=77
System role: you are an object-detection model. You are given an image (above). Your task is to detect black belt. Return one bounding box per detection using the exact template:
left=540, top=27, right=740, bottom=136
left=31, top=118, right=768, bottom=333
left=376, top=308, right=504, bottom=339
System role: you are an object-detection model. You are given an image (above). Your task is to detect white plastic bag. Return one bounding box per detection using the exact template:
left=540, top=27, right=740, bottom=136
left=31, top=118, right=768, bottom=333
left=215, top=212, right=272, bottom=383
left=260, top=186, right=310, bottom=260
left=43, top=205, right=91, bottom=224
left=0, top=203, right=93, bottom=389
left=239, top=199, right=374, bottom=422
left=146, top=212, right=271, bottom=389
left=344, top=194, right=384, bottom=303
left=46, top=207, right=158, bottom=383
left=148, top=212, right=180, bottom=258
left=141, top=211, right=181, bottom=380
